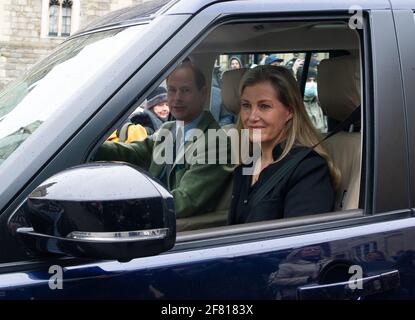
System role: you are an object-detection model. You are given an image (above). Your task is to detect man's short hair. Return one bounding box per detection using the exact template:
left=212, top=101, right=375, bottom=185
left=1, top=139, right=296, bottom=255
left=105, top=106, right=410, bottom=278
left=167, top=60, right=206, bottom=90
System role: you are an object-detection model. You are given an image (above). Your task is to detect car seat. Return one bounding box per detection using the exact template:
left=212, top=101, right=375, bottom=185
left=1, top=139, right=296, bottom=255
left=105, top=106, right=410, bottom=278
left=318, top=55, right=362, bottom=210
left=220, top=68, right=248, bottom=131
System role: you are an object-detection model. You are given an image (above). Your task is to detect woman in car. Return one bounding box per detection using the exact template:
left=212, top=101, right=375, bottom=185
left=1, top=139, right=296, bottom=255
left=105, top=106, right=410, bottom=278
left=228, top=65, right=339, bottom=225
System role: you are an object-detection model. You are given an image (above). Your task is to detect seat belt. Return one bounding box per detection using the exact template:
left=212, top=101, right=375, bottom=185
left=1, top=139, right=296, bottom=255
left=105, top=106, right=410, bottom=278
left=248, top=106, right=361, bottom=210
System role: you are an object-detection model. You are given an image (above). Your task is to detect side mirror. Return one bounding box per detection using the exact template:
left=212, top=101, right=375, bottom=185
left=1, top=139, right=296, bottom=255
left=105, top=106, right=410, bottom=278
left=8, top=162, right=176, bottom=262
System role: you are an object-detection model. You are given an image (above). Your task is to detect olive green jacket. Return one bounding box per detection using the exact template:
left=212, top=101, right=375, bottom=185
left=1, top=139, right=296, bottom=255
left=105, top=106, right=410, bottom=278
left=94, top=111, right=234, bottom=218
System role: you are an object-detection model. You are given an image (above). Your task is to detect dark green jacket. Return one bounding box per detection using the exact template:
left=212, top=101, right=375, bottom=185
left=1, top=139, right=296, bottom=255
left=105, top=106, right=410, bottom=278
left=94, top=111, right=234, bottom=218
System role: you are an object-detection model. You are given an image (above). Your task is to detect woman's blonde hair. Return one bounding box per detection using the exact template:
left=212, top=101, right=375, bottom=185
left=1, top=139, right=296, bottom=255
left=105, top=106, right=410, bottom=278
left=238, top=65, right=340, bottom=188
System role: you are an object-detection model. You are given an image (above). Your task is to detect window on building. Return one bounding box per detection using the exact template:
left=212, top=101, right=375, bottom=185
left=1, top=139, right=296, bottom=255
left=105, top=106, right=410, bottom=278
left=61, top=0, right=73, bottom=37
left=48, top=0, right=59, bottom=36
left=47, top=0, right=74, bottom=37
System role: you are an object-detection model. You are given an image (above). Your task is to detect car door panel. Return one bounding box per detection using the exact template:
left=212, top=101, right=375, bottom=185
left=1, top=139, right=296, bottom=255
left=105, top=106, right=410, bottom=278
left=1, top=216, right=414, bottom=299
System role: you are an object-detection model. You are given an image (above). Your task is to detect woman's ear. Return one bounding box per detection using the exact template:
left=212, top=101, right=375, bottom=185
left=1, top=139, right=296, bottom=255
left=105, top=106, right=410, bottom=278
left=286, top=107, right=294, bottom=122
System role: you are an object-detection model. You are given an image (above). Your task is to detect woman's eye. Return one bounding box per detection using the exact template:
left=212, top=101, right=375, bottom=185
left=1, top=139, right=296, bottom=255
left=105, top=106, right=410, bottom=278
left=259, top=104, right=271, bottom=109
left=241, top=103, right=250, bottom=109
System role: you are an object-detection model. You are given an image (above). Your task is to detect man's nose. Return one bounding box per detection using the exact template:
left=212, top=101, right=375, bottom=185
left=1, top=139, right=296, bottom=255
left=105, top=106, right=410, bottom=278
left=173, top=90, right=184, bottom=100
left=168, top=92, right=180, bottom=102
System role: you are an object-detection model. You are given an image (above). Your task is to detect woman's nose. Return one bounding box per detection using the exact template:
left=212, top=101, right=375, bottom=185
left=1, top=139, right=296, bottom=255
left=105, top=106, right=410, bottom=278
left=248, top=106, right=260, bottom=121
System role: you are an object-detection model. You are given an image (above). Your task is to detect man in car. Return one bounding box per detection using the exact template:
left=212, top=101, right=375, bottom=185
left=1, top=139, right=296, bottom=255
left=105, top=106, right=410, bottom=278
left=94, top=60, right=233, bottom=218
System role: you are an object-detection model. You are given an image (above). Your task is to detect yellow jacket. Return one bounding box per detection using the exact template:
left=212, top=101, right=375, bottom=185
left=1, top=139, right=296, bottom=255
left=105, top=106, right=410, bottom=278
left=107, top=122, right=147, bottom=144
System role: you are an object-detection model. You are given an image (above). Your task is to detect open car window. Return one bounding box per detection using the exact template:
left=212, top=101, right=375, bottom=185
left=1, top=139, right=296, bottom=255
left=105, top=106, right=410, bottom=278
left=95, top=18, right=362, bottom=233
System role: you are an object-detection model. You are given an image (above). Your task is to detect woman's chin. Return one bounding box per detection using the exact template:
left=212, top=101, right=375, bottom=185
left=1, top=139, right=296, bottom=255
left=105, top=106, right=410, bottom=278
left=248, top=131, right=265, bottom=143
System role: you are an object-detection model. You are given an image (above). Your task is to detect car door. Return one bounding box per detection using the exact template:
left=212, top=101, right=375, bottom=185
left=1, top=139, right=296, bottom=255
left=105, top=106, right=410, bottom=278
left=389, top=2, right=415, bottom=298
left=390, top=1, right=415, bottom=211
left=0, top=0, right=414, bottom=300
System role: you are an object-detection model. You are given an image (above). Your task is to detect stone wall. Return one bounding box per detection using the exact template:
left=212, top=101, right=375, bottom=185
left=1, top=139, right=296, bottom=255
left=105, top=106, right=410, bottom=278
left=79, top=0, right=148, bottom=30
left=0, top=0, right=150, bottom=92
left=0, top=0, right=62, bottom=91
left=80, top=0, right=111, bottom=27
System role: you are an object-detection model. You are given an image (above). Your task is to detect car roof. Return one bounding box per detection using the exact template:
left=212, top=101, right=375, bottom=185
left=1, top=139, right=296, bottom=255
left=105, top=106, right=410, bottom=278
left=76, top=0, right=392, bottom=35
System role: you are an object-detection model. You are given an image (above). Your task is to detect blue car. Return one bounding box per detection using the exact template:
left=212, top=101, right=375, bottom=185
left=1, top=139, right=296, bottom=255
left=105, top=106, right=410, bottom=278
left=0, top=0, right=415, bottom=300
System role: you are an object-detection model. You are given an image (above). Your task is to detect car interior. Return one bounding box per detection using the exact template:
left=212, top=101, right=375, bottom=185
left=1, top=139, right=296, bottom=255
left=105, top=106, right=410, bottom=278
left=109, top=19, right=363, bottom=233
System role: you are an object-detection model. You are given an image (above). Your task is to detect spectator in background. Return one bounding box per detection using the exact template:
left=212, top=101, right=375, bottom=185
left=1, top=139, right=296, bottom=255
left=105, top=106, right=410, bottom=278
left=286, top=54, right=304, bottom=80
left=229, top=56, right=242, bottom=70
left=264, top=54, right=284, bottom=66
left=147, top=86, right=170, bottom=122
left=310, top=53, right=320, bottom=67
left=107, top=86, right=170, bottom=143
left=130, top=86, right=170, bottom=135
left=297, top=67, right=327, bottom=133
left=285, top=53, right=301, bottom=69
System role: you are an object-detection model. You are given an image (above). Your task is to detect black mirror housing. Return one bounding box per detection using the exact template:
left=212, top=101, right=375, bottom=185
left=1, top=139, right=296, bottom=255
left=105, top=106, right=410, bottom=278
left=8, top=162, right=176, bottom=262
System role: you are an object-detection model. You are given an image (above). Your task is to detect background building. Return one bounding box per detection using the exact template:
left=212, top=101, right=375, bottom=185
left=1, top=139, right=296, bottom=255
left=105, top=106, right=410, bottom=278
left=0, top=0, right=152, bottom=91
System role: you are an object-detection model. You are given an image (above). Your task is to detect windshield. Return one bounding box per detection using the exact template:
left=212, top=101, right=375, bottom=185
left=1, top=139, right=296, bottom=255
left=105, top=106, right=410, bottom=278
left=79, top=0, right=172, bottom=32
left=0, top=24, right=148, bottom=166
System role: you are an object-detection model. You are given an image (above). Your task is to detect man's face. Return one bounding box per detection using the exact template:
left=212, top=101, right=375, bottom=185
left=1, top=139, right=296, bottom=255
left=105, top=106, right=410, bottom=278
left=167, top=67, right=206, bottom=124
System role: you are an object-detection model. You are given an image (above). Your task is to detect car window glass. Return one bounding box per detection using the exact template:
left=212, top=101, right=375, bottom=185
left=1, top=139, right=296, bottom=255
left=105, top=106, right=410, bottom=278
left=0, top=24, right=148, bottom=167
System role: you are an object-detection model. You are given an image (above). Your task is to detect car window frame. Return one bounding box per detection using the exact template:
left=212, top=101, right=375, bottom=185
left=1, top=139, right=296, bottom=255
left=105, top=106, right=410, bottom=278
left=92, top=13, right=373, bottom=247
left=390, top=10, right=415, bottom=211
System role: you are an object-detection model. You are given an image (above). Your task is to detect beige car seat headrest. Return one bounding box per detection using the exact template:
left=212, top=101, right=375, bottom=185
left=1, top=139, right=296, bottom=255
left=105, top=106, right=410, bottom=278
left=318, top=55, right=361, bottom=122
left=221, top=68, right=248, bottom=115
